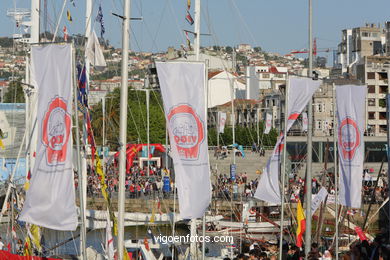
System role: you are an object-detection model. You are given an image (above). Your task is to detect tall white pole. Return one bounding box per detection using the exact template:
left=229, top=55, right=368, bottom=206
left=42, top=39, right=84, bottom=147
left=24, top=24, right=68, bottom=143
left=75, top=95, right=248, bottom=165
left=194, top=0, right=201, bottom=60
left=278, top=74, right=289, bottom=260
left=118, top=0, right=130, bottom=258
left=333, top=83, right=339, bottom=260
left=102, top=97, right=106, bottom=175
left=73, top=44, right=87, bottom=260
left=191, top=1, right=201, bottom=258
left=305, top=0, right=314, bottom=258
left=30, top=0, right=40, bottom=43
left=146, top=89, right=150, bottom=176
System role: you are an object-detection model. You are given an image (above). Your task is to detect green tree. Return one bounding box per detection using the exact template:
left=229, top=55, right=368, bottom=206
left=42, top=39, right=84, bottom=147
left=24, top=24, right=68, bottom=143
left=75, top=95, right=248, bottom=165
left=90, top=88, right=166, bottom=148
left=253, top=47, right=262, bottom=52
left=3, top=81, right=25, bottom=103
left=225, top=46, right=233, bottom=54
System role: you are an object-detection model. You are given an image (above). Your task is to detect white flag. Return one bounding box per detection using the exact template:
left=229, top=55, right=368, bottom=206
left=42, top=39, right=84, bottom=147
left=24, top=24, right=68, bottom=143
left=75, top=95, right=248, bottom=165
left=106, top=212, right=115, bottom=260
left=86, top=30, right=107, bottom=68
left=311, top=187, right=328, bottom=216
left=19, top=44, right=78, bottom=230
left=302, top=112, right=308, bottom=132
left=156, top=62, right=211, bottom=219
left=217, top=112, right=227, bottom=134
left=264, top=113, right=272, bottom=134
left=254, top=77, right=321, bottom=204
left=336, top=85, right=366, bottom=208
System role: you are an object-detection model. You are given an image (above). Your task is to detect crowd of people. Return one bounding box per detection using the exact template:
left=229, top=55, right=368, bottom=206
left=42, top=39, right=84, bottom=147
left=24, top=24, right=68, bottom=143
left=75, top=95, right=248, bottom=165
left=75, top=163, right=174, bottom=199
left=74, top=154, right=390, bottom=207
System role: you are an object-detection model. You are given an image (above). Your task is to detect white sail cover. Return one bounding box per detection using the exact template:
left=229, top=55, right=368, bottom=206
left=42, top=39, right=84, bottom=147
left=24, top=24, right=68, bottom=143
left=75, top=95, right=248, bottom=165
left=336, top=85, right=366, bottom=208
left=217, top=112, right=227, bottom=134
left=86, top=30, right=107, bottom=68
left=156, top=62, right=211, bottom=219
left=264, top=113, right=272, bottom=134
left=19, top=44, right=78, bottom=230
left=302, top=112, right=308, bottom=132
left=310, top=187, right=328, bottom=216
left=254, top=77, right=321, bottom=204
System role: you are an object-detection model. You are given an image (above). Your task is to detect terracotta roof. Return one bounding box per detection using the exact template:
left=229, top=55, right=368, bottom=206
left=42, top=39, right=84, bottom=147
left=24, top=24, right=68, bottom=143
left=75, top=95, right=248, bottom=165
left=208, top=70, right=223, bottom=79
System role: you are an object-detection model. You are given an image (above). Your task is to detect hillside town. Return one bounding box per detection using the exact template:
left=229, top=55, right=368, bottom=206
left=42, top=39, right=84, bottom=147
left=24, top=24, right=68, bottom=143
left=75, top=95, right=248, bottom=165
left=1, top=14, right=390, bottom=259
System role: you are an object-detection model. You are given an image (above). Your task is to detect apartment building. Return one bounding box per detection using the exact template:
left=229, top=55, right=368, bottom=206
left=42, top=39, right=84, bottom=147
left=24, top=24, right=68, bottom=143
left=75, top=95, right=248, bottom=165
left=336, top=23, right=386, bottom=75
left=357, top=56, right=390, bottom=136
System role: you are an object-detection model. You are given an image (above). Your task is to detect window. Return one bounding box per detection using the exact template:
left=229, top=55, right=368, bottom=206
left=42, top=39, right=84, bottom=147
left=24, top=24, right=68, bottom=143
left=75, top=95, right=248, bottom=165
left=368, top=85, right=375, bottom=93
left=379, top=99, right=387, bottom=108
left=379, top=112, right=386, bottom=120
left=262, top=73, right=270, bottom=78
left=367, top=72, right=375, bottom=80
left=316, top=120, right=322, bottom=130
left=378, top=72, right=388, bottom=80
left=368, top=112, right=375, bottom=120
left=368, top=98, right=376, bottom=106
left=379, top=85, right=388, bottom=93
left=379, top=125, right=387, bottom=133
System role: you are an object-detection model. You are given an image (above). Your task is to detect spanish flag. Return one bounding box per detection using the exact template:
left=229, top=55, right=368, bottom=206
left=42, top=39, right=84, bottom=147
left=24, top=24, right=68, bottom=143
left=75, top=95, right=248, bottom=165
left=296, top=199, right=306, bottom=248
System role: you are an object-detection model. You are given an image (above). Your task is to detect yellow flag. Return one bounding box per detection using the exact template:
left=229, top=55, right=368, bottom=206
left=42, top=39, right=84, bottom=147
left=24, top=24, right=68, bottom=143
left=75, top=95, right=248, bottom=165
left=123, top=246, right=130, bottom=260
left=296, top=200, right=306, bottom=248
left=0, top=139, right=4, bottom=149
left=24, top=236, right=31, bottom=256
left=67, top=10, right=73, bottom=22
left=96, top=152, right=109, bottom=201
left=29, top=224, right=42, bottom=251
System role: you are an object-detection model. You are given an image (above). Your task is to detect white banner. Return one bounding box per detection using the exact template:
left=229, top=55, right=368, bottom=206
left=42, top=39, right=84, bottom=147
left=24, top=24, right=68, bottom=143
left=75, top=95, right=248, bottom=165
left=156, top=62, right=211, bottom=219
left=255, top=77, right=321, bottom=204
left=336, top=85, right=366, bottom=208
left=302, top=112, right=308, bottom=132
left=217, top=112, right=227, bottom=134
left=264, top=113, right=272, bottom=134
left=311, top=187, right=328, bottom=216
left=20, top=44, right=78, bottom=230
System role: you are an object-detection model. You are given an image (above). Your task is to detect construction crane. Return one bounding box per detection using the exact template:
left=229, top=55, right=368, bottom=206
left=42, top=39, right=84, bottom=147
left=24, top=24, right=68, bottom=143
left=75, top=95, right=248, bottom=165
left=290, top=38, right=333, bottom=56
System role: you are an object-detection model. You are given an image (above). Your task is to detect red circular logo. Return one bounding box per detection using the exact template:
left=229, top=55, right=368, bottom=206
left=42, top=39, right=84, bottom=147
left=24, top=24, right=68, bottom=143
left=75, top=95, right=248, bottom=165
left=42, top=97, right=71, bottom=165
left=338, top=117, right=360, bottom=160
left=167, top=104, right=204, bottom=160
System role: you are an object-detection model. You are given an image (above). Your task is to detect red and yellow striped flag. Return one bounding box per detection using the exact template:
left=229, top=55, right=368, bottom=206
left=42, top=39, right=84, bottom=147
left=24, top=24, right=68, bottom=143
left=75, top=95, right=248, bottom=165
left=296, top=199, right=306, bottom=248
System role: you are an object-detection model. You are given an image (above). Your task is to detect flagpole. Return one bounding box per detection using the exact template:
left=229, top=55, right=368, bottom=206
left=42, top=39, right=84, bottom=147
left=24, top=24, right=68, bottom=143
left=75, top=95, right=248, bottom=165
left=73, top=43, right=87, bottom=260
left=102, top=97, right=106, bottom=175
left=332, top=83, right=339, bottom=260
left=190, top=0, right=201, bottom=258
left=146, top=89, right=150, bottom=176
left=117, top=0, right=131, bottom=258
left=305, top=0, right=313, bottom=258
left=278, top=73, right=289, bottom=260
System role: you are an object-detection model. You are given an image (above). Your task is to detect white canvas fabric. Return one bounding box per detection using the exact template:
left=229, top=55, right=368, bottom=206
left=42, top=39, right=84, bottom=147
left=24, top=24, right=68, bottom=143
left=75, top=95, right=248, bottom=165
left=19, top=44, right=78, bottom=230
left=106, top=212, right=114, bottom=260
left=156, top=62, right=211, bottom=219
left=311, top=187, right=328, bottom=216
left=264, top=113, right=272, bottom=134
left=217, top=112, right=227, bottom=134
left=86, top=30, right=107, bottom=68
left=336, top=85, right=366, bottom=208
left=254, top=77, right=321, bottom=204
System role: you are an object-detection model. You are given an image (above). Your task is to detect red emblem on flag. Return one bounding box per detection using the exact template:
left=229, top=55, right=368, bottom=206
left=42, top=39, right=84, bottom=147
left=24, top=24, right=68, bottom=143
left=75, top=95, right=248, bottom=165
left=42, top=97, right=71, bottom=165
left=338, top=117, right=360, bottom=160
left=167, top=104, right=204, bottom=160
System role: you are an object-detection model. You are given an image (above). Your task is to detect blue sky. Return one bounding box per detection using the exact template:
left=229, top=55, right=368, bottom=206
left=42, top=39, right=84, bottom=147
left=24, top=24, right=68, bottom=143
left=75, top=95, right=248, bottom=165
left=1, top=0, right=390, bottom=57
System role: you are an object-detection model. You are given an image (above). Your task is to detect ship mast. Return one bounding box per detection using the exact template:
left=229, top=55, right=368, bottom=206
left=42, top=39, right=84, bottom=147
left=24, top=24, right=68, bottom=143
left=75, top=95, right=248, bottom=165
left=117, top=0, right=131, bottom=259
